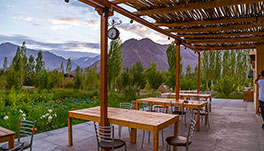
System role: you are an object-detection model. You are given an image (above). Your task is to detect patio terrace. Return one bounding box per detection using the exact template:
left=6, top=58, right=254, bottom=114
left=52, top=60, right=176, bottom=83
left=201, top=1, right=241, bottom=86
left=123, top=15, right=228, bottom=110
left=8, top=98, right=264, bottom=151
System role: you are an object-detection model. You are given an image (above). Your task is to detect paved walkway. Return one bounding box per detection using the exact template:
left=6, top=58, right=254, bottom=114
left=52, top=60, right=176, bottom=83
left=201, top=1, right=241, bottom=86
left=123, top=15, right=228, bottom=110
left=4, top=99, right=264, bottom=151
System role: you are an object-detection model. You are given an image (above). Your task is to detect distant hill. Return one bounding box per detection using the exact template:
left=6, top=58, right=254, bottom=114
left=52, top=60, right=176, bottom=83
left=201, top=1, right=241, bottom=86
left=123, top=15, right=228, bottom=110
left=72, top=55, right=100, bottom=68
left=0, top=42, right=79, bottom=70
left=0, top=39, right=198, bottom=73
left=89, top=38, right=198, bottom=73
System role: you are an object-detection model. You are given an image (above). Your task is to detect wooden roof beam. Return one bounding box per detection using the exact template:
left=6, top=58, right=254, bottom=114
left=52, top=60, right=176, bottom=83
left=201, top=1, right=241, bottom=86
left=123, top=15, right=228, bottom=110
left=111, top=0, right=130, bottom=4
left=195, top=44, right=260, bottom=50
left=167, top=22, right=264, bottom=33
left=155, top=16, right=264, bottom=27
left=185, top=36, right=264, bottom=44
left=134, top=0, right=260, bottom=16
left=177, top=31, right=264, bottom=38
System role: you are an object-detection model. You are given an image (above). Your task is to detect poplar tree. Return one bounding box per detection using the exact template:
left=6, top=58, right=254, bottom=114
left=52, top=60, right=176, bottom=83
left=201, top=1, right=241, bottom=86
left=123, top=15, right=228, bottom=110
left=3, top=57, right=8, bottom=73
left=166, top=42, right=182, bottom=91
left=74, top=66, right=82, bottom=90
left=108, top=37, right=123, bottom=90
left=66, top=58, right=72, bottom=75
left=36, top=51, right=45, bottom=73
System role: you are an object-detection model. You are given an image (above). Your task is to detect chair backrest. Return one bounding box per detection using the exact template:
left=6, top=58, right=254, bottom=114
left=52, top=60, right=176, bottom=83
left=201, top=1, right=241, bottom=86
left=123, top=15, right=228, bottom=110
left=18, top=119, right=36, bottom=148
left=141, top=101, right=150, bottom=111
left=120, top=103, right=131, bottom=109
left=93, top=122, right=114, bottom=151
left=8, top=142, right=24, bottom=151
left=186, top=118, right=197, bottom=146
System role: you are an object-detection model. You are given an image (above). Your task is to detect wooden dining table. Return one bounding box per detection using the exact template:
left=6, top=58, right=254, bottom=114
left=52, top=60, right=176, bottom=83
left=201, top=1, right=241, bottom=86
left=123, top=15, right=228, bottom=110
left=0, top=126, right=15, bottom=149
left=68, top=106, right=179, bottom=151
left=162, top=92, right=212, bottom=112
left=136, top=97, right=208, bottom=132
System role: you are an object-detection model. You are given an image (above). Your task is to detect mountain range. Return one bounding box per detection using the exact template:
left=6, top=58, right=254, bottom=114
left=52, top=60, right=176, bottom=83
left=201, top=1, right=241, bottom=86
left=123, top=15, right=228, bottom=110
left=0, top=39, right=198, bottom=73
left=90, top=38, right=198, bottom=73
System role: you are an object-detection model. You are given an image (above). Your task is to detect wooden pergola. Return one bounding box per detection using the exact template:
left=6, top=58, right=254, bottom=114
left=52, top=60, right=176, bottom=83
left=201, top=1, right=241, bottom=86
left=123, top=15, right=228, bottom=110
left=67, top=0, right=264, bottom=148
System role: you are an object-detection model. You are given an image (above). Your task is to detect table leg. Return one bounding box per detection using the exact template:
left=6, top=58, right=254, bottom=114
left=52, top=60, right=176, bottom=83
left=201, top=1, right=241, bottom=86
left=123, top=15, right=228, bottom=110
left=205, top=104, right=208, bottom=126
left=136, top=102, right=139, bottom=110
left=68, top=116, right=73, bottom=146
left=209, top=97, right=212, bottom=112
left=173, top=121, right=179, bottom=151
left=153, top=128, right=159, bottom=151
left=196, top=107, right=200, bottom=132
left=9, top=135, right=15, bottom=149
left=130, top=128, right=137, bottom=143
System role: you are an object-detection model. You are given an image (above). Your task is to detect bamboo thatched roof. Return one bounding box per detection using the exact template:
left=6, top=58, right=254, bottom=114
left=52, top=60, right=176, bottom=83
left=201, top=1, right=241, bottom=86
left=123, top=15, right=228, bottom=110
left=111, top=0, right=264, bottom=50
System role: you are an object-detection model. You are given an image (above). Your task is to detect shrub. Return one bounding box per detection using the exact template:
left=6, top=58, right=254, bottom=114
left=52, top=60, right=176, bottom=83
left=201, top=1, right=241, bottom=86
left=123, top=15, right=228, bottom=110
left=218, top=75, right=237, bottom=98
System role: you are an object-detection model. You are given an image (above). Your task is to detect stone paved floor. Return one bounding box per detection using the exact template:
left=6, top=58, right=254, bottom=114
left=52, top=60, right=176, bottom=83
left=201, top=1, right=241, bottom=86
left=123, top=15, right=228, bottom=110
left=3, top=99, right=264, bottom=151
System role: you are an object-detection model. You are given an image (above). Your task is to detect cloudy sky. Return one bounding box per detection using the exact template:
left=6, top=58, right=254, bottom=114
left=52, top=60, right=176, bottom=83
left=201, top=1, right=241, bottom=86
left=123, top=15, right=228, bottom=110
left=0, top=0, right=173, bottom=56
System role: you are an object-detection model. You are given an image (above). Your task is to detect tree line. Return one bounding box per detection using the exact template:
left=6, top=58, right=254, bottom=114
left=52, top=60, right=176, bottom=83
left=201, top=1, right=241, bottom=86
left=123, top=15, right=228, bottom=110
left=0, top=40, right=251, bottom=98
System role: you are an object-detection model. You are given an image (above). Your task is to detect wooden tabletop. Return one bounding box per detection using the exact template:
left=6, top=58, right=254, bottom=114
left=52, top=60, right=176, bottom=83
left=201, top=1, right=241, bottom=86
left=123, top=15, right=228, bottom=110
left=69, top=106, right=179, bottom=130
left=138, top=97, right=207, bottom=107
left=162, top=93, right=211, bottom=98
left=0, top=126, right=15, bottom=138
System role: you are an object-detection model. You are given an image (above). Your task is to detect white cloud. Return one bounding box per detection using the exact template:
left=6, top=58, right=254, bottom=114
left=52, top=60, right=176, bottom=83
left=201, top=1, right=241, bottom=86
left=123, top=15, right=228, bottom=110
left=13, top=15, right=41, bottom=22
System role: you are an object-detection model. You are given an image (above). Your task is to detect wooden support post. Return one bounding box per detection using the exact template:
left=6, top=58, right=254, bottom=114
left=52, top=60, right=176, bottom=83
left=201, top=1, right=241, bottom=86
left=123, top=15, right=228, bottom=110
left=197, top=52, right=201, bottom=93
left=68, top=116, right=73, bottom=146
left=175, top=40, right=181, bottom=101
left=100, top=7, right=109, bottom=127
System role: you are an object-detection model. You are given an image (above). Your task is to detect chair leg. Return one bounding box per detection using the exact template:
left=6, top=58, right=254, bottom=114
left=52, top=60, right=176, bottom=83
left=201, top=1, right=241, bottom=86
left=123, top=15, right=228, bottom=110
left=124, top=144, right=127, bottom=151
left=141, top=130, right=145, bottom=149
left=184, top=114, right=187, bottom=127
left=119, top=126, right=122, bottom=139
left=148, top=131, right=151, bottom=143
left=128, top=127, right=131, bottom=138
left=166, top=144, right=169, bottom=151
left=161, top=130, right=164, bottom=145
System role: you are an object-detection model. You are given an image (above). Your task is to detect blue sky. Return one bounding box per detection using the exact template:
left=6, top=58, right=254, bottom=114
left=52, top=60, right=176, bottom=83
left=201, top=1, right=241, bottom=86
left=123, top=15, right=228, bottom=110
left=0, top=0, right=172, bottom=55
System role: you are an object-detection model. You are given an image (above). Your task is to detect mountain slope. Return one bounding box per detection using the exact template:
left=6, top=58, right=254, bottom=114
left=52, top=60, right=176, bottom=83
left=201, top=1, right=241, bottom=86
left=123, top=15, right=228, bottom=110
left=0, top=42, right=78, bottom=70
left=90, top=38, right=198, bottom=73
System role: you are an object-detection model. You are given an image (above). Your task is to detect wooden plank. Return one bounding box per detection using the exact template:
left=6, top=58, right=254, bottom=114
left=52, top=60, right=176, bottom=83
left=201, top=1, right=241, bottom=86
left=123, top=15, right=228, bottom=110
left=134, top=0, right=260, bottom=16
left=100, top=12, right=109, bottom=127
left=176, top=40, right=180, bottom=101
left=186, top=36, right=264, bottom=44
left=177, top=31, right=264, bottom=38
left=112, top=0, right=130, bottom=4
left=155, top=16, right=259, bottom=27
left=196, top=44, right=261, bottom=50
left=167, top=22, right=264, bottom=33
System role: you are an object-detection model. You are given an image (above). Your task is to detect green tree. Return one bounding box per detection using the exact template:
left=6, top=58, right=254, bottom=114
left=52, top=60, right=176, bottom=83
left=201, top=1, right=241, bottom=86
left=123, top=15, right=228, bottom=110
left=3, top=57, right=8, bottom=73
left=24, top=55, right=35, bottom=86
left=108, top=37, right=123, bottom=90
left=36, top=51, right=45, bottom=73
left=214, top=50, right=222, bottom=82
left=84, top=66, right=99, bottom=90
left=218, top=75, right=237, bottom=97
left=6, top=65, right=20, bottom=89
left=130, top=61, right=146, bottom=94
left=74, top=66, right=82, bottom=90
left=66, top=58, right=72, bottom=75
left=145, top=62, right=165, bottom=91
left=185, top=64, right=192, bottom=78
left=222, top=50, right=230, bottom=77
left=165, top=42, right=182, bottom=91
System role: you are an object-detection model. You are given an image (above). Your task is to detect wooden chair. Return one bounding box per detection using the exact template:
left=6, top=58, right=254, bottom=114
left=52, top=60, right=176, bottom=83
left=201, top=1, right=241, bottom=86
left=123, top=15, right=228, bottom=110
left=93, top=122, right=126, bottom=151
left=8, top=143, right=24, bottom=151
left=165, top=118, right=197, bottom=151
left=118, top=103, right=132, bottom=139
left=141, top=102, right=164, bottom=148
left=170, top=101, right=187, bottom=127
left=1, top=119, right=36, bottom=151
